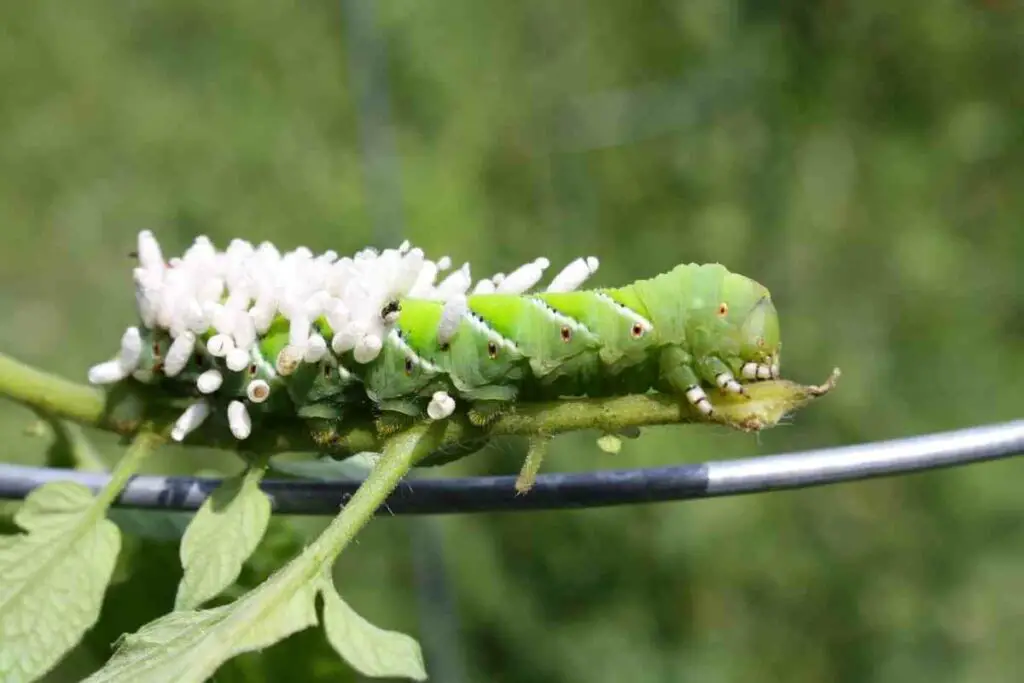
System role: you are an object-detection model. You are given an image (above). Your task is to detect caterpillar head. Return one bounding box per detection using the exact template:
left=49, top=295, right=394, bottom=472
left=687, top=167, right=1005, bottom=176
left=736, top=291, right=781, bottom=369
left=712, top=273, right=780, bottom=366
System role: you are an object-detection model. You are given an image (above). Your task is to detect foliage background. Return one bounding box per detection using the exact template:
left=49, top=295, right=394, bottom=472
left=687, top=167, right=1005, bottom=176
left=1, top=1, right=1022, bottom=681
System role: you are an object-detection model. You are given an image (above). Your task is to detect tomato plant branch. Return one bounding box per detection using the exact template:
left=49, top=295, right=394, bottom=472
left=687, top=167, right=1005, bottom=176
left=0, top=351, right=839, bottom=464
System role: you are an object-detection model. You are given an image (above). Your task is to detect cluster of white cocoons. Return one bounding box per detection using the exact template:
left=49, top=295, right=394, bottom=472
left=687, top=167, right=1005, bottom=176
left=88, top=231, right=600, bottom=442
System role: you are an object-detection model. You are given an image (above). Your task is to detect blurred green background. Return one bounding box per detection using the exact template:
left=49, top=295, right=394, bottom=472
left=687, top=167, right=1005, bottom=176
left=2, top=0, right=1023, bottom=681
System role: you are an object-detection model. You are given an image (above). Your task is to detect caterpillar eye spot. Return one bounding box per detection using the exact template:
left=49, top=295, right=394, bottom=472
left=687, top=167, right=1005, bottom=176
left=404, top=357, right=415, bottom=375
left=560, top=326, right=572, bottom=342
left=717, top=303, right=728, bottom=317
left=630, top=323, right=645, bottom=338
left=249, top=363, right=257, bottom=375
left=439, top=342, right=451, bottom=352
left=487, top=341, right=499, bottom=359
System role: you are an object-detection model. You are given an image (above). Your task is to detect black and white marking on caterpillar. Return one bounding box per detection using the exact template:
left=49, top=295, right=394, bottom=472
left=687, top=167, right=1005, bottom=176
left=527, top=297, right=598, bottom=343
left=594, top=292, right=653, bottom=336
left=437, top=295, right=468, bottom=346
left=389, top=328, right=441, bottom=373
left=463, top=310, right=519, bottom=353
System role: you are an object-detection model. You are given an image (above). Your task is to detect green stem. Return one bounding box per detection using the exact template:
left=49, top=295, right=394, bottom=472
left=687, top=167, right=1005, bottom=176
left=95, top=427, right=166, bottom=508
left=0, top=427, right=165, bottom=625
left=312, top=371, right=841, bottom=457
left=38, top=414, right=109, bottom=473
left=0, top=349, right=840, bottom=461
left=239, top=451, right=272, bottom=479
left=301, top=422, right=443, bottom=573
left=178, top=422, right=443, bottom=682
left=0, top=351, right=106, bottom=425
left=515, top=435, right=551, bottom=494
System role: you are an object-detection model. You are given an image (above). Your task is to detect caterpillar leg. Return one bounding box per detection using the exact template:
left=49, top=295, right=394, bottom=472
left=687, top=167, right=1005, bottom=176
left=695, top=355, right=746, bottom=396
left=376, top=411, right=416, bottom=438
left=739, top=358, right=779, bottom=381
left=468, top=399, right=515, bottom=427
left=659, top=346, right=714, bottom=416
left=463, top=385, right=518, bottom=426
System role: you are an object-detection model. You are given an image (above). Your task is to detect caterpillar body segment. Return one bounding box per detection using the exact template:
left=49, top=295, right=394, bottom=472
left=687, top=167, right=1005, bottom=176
left=128, top=322, right=349, bottom=428
left=354, top=328, right=444, bottom=416
left=283, top=353, right=354, bottom=417
left=446, top=304, right=525, bottom=394
left=527, top=289, right=656, bottom=392
left=463, top=294, right=602, bottom=378
left=538, top=290, right=655, bottom=366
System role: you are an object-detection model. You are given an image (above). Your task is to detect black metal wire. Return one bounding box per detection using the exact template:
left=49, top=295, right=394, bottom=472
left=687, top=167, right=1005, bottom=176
left=1, top=420, right=1022, bottom=515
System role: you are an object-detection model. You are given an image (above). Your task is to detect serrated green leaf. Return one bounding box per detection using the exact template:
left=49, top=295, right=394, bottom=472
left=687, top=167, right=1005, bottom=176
left=40, top=416, right=108, bottom=473
left=108, top=509, right=195, bottom=541
left=84, top=565, right=320, bottom=683
left=320, top=573, right=427, bottom=681
left=175, top=463, right=271, bottom=611
left=86, top=423, right=443, bottom=683
left=0, top=482, right=121, bottom=683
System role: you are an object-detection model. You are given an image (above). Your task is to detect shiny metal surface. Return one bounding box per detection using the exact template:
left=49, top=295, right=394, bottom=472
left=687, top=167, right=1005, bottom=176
left=707, top=420, right=1024, bottom=494
left=1, top=420, right=1023, bottom=515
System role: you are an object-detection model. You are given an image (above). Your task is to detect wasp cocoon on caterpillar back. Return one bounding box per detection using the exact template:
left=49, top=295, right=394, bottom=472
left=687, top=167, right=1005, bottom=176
left=89, top=232, right=783, bottom=444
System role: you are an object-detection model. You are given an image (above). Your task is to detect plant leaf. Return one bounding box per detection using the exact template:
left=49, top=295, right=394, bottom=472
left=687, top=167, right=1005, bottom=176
left=86, top=423, right=443, bottom=683
left=320, top=573, right=427, bottom=681
left=0, top=482, right=121, bottom=683
left=269, top=452, right=378, bottom=481
left=175, top=463, right=271, bottom=611
left=84, top=565, right=320, bottom=683
left=39, top=416, right=108, bottom=473
left=108, top=509, right=195, bottom=541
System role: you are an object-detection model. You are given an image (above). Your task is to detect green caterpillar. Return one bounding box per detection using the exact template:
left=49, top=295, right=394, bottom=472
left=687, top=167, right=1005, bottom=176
left=163, top=262, right=774, bottom=412
left=122, top=260, right=781, bottom=449
left=351, top=261, right=779, bottom=415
